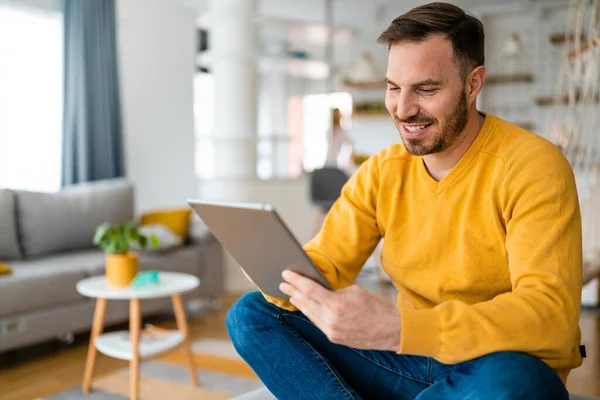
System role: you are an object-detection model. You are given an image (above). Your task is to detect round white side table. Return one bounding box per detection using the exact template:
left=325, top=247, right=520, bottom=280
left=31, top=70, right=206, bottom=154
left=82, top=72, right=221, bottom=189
left=76, top=272, right=200, bottom=400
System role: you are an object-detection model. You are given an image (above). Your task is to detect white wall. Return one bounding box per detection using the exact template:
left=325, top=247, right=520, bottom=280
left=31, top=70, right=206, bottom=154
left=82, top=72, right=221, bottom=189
left=350, top=116, right=397, bottom=155
left=117, top=0, right=197, bottom=213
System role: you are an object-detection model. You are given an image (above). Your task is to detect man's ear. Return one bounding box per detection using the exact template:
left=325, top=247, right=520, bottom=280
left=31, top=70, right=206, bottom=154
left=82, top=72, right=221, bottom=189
left=467, top=65, right=486, bottom=101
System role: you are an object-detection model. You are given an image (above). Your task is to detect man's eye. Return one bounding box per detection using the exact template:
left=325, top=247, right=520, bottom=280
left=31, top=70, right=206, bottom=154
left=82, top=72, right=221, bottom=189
left=388, top=86, right=399, bottom=91
left=419, top=88, right=437, bottom=94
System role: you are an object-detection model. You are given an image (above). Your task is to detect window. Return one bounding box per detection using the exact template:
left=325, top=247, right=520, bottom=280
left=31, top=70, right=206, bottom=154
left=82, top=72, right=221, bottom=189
left=193, top=72, right=215, bottom=179
left=193, top=70, right=352, bottom=180
left=0, top=4, right=63, bottom=192
left=300, top=92, right=353, bottom=172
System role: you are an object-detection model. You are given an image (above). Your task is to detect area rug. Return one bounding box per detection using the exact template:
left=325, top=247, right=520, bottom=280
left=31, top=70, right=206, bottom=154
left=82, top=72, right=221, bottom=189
left=40, top=338, right=264, bottom=400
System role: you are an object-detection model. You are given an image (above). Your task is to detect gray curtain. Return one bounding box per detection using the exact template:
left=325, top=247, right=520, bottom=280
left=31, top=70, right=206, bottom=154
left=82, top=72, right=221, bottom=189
left=61, top=0, right=125, bottom=186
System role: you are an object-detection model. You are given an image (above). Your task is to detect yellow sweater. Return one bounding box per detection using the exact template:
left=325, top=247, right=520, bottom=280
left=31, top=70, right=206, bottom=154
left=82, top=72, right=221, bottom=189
left=264, top=113, right=583, bottom=383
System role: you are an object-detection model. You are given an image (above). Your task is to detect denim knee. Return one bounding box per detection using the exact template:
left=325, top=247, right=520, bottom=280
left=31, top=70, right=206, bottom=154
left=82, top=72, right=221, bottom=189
left=226, top=291, right=273, bottom=351
left=470, top=351, right=568, bottom=400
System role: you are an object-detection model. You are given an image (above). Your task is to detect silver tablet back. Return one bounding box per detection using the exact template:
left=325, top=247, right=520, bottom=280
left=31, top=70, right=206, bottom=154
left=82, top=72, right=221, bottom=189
left=187, top=200, right=332, bottom=298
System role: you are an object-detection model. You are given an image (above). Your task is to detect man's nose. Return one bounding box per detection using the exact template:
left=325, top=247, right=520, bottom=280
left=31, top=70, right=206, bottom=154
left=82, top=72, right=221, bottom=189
left=395, top=92, right=419, bottom=121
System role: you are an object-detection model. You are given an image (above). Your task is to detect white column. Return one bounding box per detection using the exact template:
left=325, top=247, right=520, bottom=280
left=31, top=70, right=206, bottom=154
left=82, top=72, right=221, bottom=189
left=209, top=0, right=258, bottom=179
left=201, top=0, right=259, bottom=292
left=270, top=71, right=289, bottom=177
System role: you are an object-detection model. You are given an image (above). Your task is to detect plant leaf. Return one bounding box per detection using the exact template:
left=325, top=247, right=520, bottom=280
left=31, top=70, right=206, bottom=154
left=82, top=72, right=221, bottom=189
left=105, top=241, right=117, bottom=254
left=138, top=235, right=147, bottom=248
left=150, top=234, right=160, bottom=249
left=95, top=220, right=135, bottom=254
left=93, top=222, right=110, bottom=245
left=119, top=235, right=129, bottom=253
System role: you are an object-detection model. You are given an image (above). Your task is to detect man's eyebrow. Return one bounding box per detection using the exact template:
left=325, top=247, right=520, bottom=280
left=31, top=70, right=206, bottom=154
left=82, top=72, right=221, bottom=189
left=384, top=77, right=398, bottom=86
left=383, top=77, right=443, bottom=87
left=412, top=79, right=443, bottom=87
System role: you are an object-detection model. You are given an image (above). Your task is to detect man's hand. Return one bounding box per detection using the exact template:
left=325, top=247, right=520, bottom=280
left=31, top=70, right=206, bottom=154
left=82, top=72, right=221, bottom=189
left=279, top=270, right=401, bottom=351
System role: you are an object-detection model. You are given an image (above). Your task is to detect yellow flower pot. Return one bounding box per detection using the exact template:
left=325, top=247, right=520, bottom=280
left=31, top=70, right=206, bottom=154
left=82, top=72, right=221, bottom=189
left=105, top=252, right=139, bottom=287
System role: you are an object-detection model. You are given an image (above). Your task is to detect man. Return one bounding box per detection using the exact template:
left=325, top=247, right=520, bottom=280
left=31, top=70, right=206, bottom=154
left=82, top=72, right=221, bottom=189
left=227, top=2, right=583, bottom=399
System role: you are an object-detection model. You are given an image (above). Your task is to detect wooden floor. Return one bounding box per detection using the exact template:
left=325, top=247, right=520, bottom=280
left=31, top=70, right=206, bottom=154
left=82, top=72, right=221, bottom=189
left=0, top=295, right=238, bottom=400
left=1, top=295, right=599, bottom=399
left=568, top=310, right=600, bottom=396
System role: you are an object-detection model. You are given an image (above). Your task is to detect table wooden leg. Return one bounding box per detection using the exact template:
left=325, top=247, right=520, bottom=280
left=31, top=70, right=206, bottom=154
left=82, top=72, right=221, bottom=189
left=172, top=294, right=199, bottom=387
left=83, top=298, right=107, bottom=394
left=130, top=299, right=141, bottom=400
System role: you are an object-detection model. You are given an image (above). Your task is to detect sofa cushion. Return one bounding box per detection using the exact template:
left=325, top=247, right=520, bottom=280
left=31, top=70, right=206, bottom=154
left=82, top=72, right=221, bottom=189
left=0, top=256, right=93, bottom=317
left=9, top=248, right=107, bottom=276
left=134, top=224, right=184, bottom=252
left=0, top=189, right=22, bottom=260
left=140, top=207, right=192, bottom=241
left=15, top=179, right=134, bottom=257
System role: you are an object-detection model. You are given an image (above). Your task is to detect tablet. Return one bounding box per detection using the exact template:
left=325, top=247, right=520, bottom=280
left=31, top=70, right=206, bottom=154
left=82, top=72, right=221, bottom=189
left=187, top=199, right=332, bottom=299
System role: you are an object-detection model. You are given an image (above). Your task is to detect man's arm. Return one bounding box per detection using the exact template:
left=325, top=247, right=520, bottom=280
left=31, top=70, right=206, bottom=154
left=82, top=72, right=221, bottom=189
left=399, top=143, right=583, bottom=364
left=263, top=153, right=383, bottom=310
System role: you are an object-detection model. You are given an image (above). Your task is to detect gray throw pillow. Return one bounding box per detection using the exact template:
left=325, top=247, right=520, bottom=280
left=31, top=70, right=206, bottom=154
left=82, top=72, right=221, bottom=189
left=15, top=179, right=135, bottom=257
left=131, top=224, right=183, bottom=252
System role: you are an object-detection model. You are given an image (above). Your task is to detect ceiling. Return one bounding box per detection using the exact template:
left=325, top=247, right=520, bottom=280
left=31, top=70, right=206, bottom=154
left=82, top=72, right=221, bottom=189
left=186, top=0, right=569, bottom=30
left=188, top=0, right=570, bottom=58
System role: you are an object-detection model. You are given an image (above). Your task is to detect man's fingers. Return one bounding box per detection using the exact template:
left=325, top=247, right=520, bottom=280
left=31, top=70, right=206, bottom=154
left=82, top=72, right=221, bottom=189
left=279, top=281, right=296, bottom=297
left=288, top=290, right=328, bottom=331
left=280, top=282, right=320, bottom=311
left=280, top=272, right=339, bottom=342
left=282, top=269, right=331, bottom=303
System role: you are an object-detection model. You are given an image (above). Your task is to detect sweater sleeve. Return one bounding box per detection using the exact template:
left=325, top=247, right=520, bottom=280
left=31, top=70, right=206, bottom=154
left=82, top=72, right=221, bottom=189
left=399, top=143, right=583, bottom=365
left=262, top=153, right=383, bottom=310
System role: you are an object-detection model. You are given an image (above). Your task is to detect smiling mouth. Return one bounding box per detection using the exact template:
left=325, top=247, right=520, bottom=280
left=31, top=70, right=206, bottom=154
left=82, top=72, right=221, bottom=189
left=403, top=123, right=433, bottom=133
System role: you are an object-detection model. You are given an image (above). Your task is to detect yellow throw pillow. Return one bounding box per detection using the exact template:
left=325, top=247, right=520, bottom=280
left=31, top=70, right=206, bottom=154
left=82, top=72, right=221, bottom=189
left=139, top=208, right=192, bottom=241
left=0, top=262, right=12, bottom=276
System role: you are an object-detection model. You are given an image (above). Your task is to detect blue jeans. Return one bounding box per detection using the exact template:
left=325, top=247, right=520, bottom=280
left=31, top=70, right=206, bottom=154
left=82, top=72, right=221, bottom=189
left=226, top=292, right=569, bottom=400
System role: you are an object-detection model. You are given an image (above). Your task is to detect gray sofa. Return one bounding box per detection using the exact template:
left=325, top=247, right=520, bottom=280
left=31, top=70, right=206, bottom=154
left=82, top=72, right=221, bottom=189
left=0, top=178, right=223, bottom=353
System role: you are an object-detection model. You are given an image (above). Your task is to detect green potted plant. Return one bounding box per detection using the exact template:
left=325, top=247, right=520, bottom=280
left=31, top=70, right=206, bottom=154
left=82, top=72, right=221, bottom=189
left=93, top=220, right=159, bottom=287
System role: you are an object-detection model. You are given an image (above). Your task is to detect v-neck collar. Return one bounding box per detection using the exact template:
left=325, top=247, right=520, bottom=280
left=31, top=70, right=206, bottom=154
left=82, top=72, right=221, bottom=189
left=418, top=112, right=496, bottom=194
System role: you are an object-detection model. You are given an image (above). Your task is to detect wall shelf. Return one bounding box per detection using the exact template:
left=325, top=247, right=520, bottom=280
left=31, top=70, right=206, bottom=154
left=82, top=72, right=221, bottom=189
left=196, top=51, right=330, bottom=80
left=259, top=18, right=358, bottom=46
left=353, top=103, right=387, bottom=118
left=353, top=111, right=388, bottom=118
left=514, top=122, right=534, bottom=131
left=353, top=100, right=388, bottom=118
left=549, top=32, right=585, bottom=45
left=535, top=94, right=600, bottom=106
left=341, top=80, right=386, bottom=90
left=486, top=73, right=534, bottom=85
left=535, top=95, right=566, bottom=106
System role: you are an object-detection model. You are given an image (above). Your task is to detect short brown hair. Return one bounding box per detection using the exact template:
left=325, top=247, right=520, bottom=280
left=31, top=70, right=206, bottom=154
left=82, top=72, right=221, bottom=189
left=377, top=2, right=484, bottom=79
